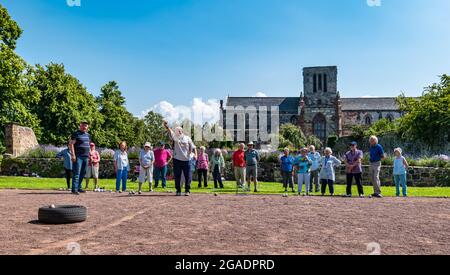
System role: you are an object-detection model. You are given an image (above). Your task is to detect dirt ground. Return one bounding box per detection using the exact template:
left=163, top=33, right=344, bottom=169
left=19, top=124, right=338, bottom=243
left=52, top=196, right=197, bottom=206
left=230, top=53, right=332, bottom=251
left=0, top=189, right=449, bottom=255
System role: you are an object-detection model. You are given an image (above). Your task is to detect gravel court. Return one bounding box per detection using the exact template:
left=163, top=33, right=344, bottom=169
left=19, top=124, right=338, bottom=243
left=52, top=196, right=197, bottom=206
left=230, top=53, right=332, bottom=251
left=0, top=190, right=449, bottom=255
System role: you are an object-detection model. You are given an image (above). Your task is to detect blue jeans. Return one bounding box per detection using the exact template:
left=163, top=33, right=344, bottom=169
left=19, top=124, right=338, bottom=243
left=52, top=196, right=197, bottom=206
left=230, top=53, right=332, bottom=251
left=116, top=167, right=129, bottom=191
left=72, top=157, right=88, bottom=192
left=394, top=174, right=407, bottom=197
left=154, top=166, right=168, bottom=188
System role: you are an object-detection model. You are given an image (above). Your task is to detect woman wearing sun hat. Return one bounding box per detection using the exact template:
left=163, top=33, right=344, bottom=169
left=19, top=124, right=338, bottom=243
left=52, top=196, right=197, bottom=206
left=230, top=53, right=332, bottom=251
left=138, top=142, right=155, bottom=194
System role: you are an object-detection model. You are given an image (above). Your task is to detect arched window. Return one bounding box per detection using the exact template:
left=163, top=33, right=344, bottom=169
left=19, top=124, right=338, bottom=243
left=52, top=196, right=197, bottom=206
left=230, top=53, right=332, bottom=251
left=313, top=113, right=327, bottom=140
left=290, top=116, right=298, bottom=125
left=365, top=115, right=373, bottom=126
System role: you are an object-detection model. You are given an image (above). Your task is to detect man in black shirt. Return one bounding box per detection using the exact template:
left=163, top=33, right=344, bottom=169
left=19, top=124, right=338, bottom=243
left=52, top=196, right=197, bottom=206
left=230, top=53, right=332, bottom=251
left=69, top=121, right=91, bottom=195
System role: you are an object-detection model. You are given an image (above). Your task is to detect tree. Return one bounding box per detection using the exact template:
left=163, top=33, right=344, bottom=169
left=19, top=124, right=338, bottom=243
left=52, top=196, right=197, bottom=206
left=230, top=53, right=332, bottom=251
left=397, top=75, right=450, bottom=145
left=279, top=123, right=306, bottom=149
left=364, top=118, right=398, bottom=138
left=30, top=63, right=102, bottom=145
left=0, top=4, right=22, bottom=50
left=96, top=81, right=137, bottom=148
left=0, top=5, right=40, bottom=140
left=142, top=111, right=171, bottom=146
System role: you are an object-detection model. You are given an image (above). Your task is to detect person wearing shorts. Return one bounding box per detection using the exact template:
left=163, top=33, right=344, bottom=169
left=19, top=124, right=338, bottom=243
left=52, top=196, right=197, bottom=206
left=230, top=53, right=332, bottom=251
left=138, top=142, right=155, bottom=194
left=85, top=142, right=100, bottom=190
left=232, top=143, right=246, bottom=189
left=245, top=142, right=260, bottom=192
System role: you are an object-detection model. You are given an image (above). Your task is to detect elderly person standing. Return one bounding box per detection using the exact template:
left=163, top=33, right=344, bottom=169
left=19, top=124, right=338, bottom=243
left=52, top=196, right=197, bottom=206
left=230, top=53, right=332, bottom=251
left=308, top=145, right=321, bottom=193
left=319, top=147, right=342, bottom=196
left=196, top=146, right=209, bottom=188
left=344, top=142, right=364, bottom=197
left=280, top=148, right=295, bottom=193
left=369, top=135, right=385, bottom=198
left=138, top=142, right=155, bottom=194
left=294, top=147, right=312, bottom=196
left=210, top=149, right=225, bottom=189
left=153, top=142, right=172, bottom=189
left=114, top=141, right=130, bottom=193
left=69, top=121, right=91, bottom=195
left=85, top=142, right=101, bottom=191
left=163, top=121, right=197, bottom=196
left=245, top=141, right=260, bottom=192
left=232, top=143, right=246, bottom=189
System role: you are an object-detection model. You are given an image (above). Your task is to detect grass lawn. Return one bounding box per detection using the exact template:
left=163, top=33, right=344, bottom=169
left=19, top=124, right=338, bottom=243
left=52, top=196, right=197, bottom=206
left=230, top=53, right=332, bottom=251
left=0, top=176, right=449, bottom=197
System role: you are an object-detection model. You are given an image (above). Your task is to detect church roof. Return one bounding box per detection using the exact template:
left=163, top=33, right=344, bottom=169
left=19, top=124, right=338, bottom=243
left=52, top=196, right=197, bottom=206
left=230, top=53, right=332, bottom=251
left=226, top=96, right=400, bottom=111
left=341, top=97, right=399, bottom=111
left=226, top=97, right=299, bottom=112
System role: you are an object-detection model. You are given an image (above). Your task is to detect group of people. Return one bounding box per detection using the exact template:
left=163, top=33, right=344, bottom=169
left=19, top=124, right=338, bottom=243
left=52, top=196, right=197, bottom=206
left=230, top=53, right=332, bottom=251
left=60, top=120, right=410, bottom=198
left=279, top=136, right=409, bottom=198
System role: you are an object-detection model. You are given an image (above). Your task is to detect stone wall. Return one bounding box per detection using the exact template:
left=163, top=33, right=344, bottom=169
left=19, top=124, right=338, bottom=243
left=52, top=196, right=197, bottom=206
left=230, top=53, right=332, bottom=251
left=4, top=123, right=38, bottom=157
left=1, top=157, right=448, bottom=187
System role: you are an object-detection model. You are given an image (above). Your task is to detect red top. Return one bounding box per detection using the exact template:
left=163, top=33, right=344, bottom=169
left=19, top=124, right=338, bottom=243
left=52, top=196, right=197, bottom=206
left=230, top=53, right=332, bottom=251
left=232, top=150, right=246, bottom=167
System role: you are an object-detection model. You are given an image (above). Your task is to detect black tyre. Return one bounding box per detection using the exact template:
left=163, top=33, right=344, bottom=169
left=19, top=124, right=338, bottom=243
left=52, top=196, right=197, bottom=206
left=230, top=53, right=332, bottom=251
left=38, top=205, right=87, bottom=224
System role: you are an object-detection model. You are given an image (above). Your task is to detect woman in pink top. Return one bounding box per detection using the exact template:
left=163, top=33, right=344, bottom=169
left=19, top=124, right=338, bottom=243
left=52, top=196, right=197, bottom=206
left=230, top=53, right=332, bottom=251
left=196, top=146, right=209, bottom=188
left=153, top=142, right=172, bottom=189
left=85, top=143, right=101, bottom=190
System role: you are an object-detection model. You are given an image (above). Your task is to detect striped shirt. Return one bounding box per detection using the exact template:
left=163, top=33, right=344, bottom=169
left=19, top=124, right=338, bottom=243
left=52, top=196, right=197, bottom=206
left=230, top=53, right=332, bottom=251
left=71, top=130, right=91, bottom=157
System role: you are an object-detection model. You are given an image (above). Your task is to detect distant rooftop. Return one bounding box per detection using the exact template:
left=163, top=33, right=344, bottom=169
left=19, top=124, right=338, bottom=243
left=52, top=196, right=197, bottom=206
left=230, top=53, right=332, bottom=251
left=341, top=97, right=399, bottom=111
left=225, top=97, right=299, bottom=112
left=225, top=96, right=401, bottom=111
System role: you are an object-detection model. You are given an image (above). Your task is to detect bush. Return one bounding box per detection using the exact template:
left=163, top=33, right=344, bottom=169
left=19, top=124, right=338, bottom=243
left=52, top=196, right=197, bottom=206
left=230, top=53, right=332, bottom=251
left=25, top=145, right=62, bottom=158
left=100, top=149, right=115, bottom=159
left=127, top=147, right=140, bottom=159
left=327, top=135, right=339, bottom=149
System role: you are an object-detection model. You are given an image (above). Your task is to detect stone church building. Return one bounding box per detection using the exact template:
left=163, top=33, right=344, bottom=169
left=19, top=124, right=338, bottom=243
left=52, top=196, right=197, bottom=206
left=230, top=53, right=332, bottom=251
left=220, top=66, right=403, bottom=142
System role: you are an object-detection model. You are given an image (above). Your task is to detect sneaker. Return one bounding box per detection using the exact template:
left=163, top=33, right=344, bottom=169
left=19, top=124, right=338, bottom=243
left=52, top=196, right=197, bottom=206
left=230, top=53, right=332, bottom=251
left=359, top=194, right=365, bottom=198
left=344, top=194, right=352, bottom=198
left=138, top=191, right=142, bottom=195
left=78, top=190, right=86, bottom=193
left=374, top=194, right=383, bottom=198
left=176, top=192, right=182, bottom=196
left=185, top=192, right=191, bottom=196
left=72, top=191, right=80, bottom=195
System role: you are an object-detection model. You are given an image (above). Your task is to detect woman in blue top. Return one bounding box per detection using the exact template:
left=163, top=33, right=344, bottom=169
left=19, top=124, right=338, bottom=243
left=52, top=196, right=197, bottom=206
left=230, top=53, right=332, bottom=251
left=319, top=147, right=342, bottom=196
left=280, top=148, right=295, bottom=192
left=294, top=148, right=312, bottom=196
left=56, top=144, right=73, bottom=190
left=393, top=148, right=409, bottom=197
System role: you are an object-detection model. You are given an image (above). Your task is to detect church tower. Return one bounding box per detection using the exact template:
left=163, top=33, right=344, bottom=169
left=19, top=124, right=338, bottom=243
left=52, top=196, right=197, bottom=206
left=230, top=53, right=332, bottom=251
left=299, top=66, right=340, bottom=140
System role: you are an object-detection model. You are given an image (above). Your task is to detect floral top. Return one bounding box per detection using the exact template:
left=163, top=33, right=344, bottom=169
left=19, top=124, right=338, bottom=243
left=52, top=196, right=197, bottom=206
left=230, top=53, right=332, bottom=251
left=197, top=152, right=209, bottom=170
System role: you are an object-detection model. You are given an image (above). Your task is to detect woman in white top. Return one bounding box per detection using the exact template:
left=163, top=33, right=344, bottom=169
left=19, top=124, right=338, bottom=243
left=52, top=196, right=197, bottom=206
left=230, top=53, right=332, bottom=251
left=114, top=141, right=130, bottom=193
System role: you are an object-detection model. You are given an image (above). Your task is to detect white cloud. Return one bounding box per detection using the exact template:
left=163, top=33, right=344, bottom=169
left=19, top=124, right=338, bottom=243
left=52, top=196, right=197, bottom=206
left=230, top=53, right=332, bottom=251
left=254, top=92, right=268, bottom=97
left=142, top=98, right=220, bottom=125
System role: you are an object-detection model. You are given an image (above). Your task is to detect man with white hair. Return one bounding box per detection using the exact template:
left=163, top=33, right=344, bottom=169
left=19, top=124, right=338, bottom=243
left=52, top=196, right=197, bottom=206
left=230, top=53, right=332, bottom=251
left=164, top=121, right=197, bottom=196
left=369, top=135, right=385, bottom=198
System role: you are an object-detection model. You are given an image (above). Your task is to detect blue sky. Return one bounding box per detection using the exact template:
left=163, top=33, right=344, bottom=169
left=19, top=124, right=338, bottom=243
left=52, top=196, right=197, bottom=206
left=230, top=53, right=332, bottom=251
left=2, top=0, right=450, bottom=120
